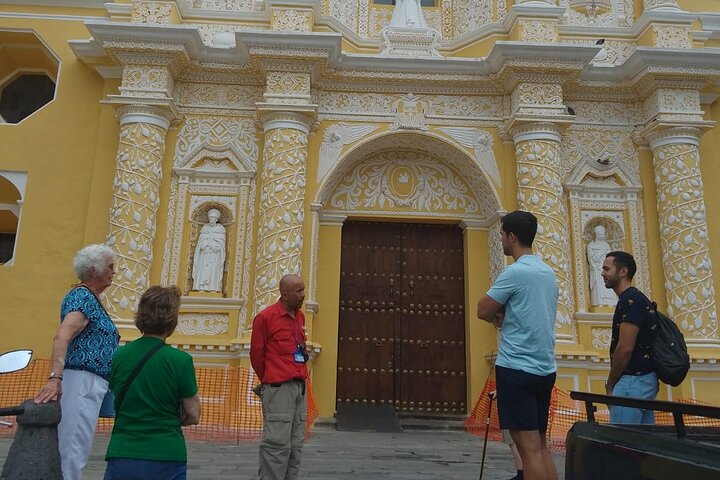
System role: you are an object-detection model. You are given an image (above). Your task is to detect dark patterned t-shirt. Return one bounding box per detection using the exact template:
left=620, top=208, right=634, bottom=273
left=61, top=287, right=119, bottom=379
left=610, top=286, right=658, bottom=375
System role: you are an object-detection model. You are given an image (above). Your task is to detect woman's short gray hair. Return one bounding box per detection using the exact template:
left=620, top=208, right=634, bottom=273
left=73, top=244, right=115, bottom=282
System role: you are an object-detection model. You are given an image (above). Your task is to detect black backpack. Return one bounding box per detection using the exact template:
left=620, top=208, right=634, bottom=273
left=651, top=307, right=690, bottom=387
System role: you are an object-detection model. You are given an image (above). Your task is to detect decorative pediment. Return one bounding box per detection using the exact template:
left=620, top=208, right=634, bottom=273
left=173, top=116, right=259, bottom=177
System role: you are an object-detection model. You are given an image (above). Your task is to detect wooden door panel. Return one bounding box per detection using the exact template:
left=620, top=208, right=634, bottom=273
left=337, top=223, right=399, bottom=406
left=337, top=221, right=467, bottom=415
left=398, top=224, right=467, bottom=415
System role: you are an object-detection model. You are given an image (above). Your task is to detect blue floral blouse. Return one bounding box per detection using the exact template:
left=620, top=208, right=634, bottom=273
left=61, top=287, right=119, bottom=380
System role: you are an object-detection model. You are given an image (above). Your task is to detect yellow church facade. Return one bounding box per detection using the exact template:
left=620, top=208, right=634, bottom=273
left=1, top=0, right=720, bottom=419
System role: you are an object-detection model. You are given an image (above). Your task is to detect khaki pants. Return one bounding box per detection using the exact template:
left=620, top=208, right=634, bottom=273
left=258, top=380, right=307, bottom=480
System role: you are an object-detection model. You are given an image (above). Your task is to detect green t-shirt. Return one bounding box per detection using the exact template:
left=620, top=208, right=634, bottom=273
left=106, top=337, right=198, bottom=462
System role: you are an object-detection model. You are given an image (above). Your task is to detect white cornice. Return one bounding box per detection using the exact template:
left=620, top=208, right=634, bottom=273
left=70, top=21, right=602, bottom=81
left=701, top=13, right=720, bottom=39
left=582, top=47, right=720, bottom=85
left=0, top=0, right=106, bottom=7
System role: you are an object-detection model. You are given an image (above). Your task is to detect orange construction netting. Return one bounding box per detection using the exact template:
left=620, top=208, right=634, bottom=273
left=465, top=375, right=720, bottom=452
left=0, top=359, right=319, bottom=443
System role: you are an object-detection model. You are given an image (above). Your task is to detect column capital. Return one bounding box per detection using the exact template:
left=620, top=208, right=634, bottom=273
left=639, top=121, right=715, bottom=150
left=257, top=105, right=318, bottom=134
left=104, top=96, right=181, bottom=129
left=509, top=121, right=565, bottom=144
left=643, top=0, right=681, bottom=12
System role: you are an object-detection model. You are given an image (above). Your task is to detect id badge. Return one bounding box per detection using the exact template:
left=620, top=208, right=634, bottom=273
left=294, top=346, right=307, bottom=364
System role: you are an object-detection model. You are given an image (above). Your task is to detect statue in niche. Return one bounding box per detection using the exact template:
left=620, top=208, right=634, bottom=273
left=389, top=0, right=427, bottom=28
left=192, top=209, right=226, bottom=292
left=586, top=224, right=617, bottom=306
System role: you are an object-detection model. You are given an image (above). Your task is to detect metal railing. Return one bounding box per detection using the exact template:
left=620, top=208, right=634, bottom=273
left=570, top=391, right=720, bottom=439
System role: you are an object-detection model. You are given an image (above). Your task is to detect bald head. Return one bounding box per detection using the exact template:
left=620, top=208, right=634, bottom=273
left=279, top=274, right=305, bottom=312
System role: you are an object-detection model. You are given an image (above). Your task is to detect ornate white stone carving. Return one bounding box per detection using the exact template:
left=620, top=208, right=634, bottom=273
left=489, top=220, right=507, bottom=283
left=271, top=8, right=312, bottom=32
left=254, top=124, right=309, bottom=313
left=189, top=195, right=237, bottom=217
left=559, top=125, right=639, bottom=179
left=650, top=133, right=718, bottom=341
left=120, top=66, right=173, bottom=99
left=453, top=0, right=492, bottom=37
left=318, top=123, right=380, bottom=182
left=380, top=27, right=443, bottom=57
left=379, top=0, right=442, bottom=57
left=105, top=112, right=170, bottom=318
left=177, top=313, right=229, bottom=335
left=512, top=124, right=575, bottom=340
left=264, top=72, right=312, bottom=105
left=561, top=40, right=636, bottom=66
left=329, top=0, right=357, bottom=31
left=318, top=132, right=501, bottom=221
left=519, top=20, right=558, bottom=43
left=174, top=116, right=259, bottom=174
left=391, top=93, right=429, bottom=131
left=565, top=156, right=651, bottom=313
left=644, top=0, right=680, bottom=10
left=438, top=127, right=501, bottom=185
left=560, top=0, right=633, bottom=28
left=512, top=84, right=564, bottom=117
left=329, top=150, right=480, bottom=214
left=591, top=327, right=611, bottom=351
left=177, top=84, right=262, bottom=109
left=318, top=91, right=504, bottom=120
left=192, top=0, right=254, bottom=11
left=131, top=1, right=173, bottom=24
left=654, top=25, right=692, bottom=49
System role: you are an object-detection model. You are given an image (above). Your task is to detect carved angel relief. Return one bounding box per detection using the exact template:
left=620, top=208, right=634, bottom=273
left=318, top=123, right=380, bottom=182
left=439, top=127, right=501, bottom=186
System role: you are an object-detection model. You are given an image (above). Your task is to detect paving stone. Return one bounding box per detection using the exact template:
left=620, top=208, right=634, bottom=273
left=0, top=426, right=565, bottom=479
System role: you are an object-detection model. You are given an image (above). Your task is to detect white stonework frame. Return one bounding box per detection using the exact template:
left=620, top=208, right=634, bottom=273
left=161, top=114, right=259, bottom=336
left=565, top=158, right=651, bottom=313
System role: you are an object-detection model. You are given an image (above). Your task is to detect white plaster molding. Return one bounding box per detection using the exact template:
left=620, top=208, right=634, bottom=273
left=511, top=123, right=563, bottom=143
left=318, top=123, right=380, bottom=182
left=646, top=127, right=704, bottom=150
left=116, top=105, right=173, bottom=130
left=259, top=109, right=316, bottom=134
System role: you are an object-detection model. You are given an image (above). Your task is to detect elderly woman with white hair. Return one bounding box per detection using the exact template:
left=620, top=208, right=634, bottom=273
left=35, top=243, right=120, bottom=480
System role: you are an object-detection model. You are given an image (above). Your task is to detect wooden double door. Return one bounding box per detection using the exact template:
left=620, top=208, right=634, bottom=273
left=336, top=221, right=467, bottom=416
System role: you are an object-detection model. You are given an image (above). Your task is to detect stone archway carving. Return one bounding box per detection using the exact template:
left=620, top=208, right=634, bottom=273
left=309, top=131, right=503, bottom=302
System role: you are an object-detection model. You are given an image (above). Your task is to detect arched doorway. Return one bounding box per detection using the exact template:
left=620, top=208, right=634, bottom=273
left=311, top=131, right=503, bottom=418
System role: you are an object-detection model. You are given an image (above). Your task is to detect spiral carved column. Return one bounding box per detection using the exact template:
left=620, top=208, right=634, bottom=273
left=512, top=123, right=576, bottom=342
left=648, top=128, right=718, bottom=344
left=104, top=105, right=173, bottom=319
left=253, top=111, right=313, bottom=314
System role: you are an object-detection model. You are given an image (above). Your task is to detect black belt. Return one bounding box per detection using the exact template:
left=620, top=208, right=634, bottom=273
left=268, top=378, right=305, bottom=394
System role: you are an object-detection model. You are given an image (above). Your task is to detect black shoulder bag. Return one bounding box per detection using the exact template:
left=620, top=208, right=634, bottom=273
left=114, top=342, right=167, bottom=415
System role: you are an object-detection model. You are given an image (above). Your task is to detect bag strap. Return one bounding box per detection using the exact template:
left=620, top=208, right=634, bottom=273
left=114, top=341, right=166, bottom=415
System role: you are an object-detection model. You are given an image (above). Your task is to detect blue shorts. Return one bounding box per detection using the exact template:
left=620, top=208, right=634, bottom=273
left=104, top=459, right=187, bottom=480
left=496, top=365, right=556, bottom=432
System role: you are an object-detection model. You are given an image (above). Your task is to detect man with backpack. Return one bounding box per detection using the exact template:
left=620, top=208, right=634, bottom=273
left=601, top=251, right=659, bottom=424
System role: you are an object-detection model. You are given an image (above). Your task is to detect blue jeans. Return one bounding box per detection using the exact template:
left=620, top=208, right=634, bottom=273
left=609, top=372, right=659, bottom=424
left=104, top=459, right=187, bottom=480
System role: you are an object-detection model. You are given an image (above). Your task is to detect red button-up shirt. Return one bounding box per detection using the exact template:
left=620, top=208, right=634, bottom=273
left=250, top=300, right=308, bottom=384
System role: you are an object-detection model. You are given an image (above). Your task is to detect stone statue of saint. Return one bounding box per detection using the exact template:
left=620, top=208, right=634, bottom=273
left=389, top=0, right=428, bottom=28
left=192, top=209, right=226, bottom=292
left=586, top=225, right=617, bottom=306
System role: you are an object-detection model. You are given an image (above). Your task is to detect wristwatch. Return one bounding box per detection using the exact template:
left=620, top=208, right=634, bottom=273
left=48, top=372, right=64, bottom=381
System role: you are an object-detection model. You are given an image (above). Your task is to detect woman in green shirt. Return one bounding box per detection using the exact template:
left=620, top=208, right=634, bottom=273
left=104, top=286, right=201, bottom=480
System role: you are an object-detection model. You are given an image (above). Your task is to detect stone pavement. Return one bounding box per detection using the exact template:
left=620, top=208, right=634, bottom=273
left=0, top=426, right=565, bottom=479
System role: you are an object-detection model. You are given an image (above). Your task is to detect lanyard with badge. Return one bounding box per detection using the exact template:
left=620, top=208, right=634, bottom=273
left=291, top=317, right=308, bottom=364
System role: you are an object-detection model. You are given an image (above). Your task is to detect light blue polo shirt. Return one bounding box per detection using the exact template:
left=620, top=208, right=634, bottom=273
left=487, top=254, right=558, bottom=376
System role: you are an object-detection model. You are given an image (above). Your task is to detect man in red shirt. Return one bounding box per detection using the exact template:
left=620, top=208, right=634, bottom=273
left=250, top=274, right=309, bottom=480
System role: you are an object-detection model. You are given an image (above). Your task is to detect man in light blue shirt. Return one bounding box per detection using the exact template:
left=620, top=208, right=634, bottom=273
left=477, top=210, right=559, bottom=480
